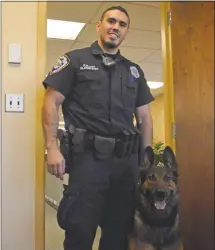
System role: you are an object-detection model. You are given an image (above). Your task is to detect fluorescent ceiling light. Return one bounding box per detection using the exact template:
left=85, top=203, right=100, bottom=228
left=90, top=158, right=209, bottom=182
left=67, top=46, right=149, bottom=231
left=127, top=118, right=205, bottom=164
left=47, top=19, right=85, bottom=40
left=147, top=81, right=164, bottom=89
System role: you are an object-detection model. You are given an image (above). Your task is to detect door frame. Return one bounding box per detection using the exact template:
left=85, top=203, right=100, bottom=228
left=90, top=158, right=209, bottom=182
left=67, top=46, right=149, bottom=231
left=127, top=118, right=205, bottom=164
left=35, top=2, right=47, bottom=250
left=160, top=2, right=176, bottom=152
left=0, top=2, right=2, bottom=248
left=34, top=2, right=176, bottom=249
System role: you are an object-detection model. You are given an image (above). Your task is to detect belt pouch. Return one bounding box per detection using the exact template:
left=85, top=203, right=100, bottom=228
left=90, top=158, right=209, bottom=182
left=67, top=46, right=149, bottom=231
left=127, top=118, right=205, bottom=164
left=126, top=129, right=136, bottom=155
left=94, top=135, right=115, bottom=160
left=115, top=130, right=130, bottom=157
left=71, top=128, right=87, bottom=153
left=132, top=127, right=141, bottom=154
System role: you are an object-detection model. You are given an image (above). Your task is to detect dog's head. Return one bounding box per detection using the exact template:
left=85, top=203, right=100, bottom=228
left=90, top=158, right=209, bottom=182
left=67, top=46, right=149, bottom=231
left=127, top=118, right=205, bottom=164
left=138, top=146, right=179, bottom=219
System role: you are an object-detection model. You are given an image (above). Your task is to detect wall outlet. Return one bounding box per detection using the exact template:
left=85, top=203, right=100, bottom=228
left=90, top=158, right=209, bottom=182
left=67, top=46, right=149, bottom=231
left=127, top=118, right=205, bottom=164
left=5, top=94, right=24, bottom=112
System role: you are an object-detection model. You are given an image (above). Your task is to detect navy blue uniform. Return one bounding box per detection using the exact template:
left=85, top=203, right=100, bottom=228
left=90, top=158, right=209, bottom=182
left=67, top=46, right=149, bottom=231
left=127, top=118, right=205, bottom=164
left=43, top=41, right=154, bottom=250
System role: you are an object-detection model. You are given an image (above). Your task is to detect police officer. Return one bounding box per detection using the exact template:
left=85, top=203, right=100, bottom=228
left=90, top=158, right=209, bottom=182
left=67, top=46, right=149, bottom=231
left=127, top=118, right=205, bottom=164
left=42, top=5, right=154, bottom=250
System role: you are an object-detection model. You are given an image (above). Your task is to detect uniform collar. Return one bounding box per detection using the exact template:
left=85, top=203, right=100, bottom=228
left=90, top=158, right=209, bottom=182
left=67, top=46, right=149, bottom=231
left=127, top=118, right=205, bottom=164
left=90, top=41, right=124, bottom=61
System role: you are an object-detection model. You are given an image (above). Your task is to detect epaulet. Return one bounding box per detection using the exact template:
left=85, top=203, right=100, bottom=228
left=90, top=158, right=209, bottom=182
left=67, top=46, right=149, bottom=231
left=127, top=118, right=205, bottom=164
left=121, top=55, right=131, bottom=63
left=122, top=56, right=138, bottom=68
left=67, top=46, right=90, bottom=56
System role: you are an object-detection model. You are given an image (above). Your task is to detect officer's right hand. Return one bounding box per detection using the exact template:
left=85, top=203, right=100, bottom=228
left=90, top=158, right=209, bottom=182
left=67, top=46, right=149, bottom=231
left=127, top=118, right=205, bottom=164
left=46, top=148, right=65, bottom=180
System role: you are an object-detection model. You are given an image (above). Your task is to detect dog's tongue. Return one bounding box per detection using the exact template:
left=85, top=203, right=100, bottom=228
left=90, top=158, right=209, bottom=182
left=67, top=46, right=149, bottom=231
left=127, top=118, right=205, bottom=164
left=154, top=201, right=166, bottom=210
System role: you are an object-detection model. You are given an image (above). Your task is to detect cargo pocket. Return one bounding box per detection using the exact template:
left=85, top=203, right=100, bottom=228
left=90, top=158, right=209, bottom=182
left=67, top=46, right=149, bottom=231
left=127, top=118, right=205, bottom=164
left=57, top=189, right=81, bottom=230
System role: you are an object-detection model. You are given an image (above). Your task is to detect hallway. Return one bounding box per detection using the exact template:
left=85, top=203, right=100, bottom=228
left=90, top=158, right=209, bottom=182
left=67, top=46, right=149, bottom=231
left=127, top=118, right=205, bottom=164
left=45, top=203, right=101, bottom=250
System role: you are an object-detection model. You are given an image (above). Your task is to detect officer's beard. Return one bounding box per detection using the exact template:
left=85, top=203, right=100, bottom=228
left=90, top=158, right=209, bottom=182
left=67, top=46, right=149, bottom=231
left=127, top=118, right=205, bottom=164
left=101, top=38, right=117, bottom=49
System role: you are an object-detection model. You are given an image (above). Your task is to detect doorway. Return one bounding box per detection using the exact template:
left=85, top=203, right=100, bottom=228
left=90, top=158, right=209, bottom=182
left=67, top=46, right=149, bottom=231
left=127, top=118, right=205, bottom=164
left=36, top=2, right=175, bottom=250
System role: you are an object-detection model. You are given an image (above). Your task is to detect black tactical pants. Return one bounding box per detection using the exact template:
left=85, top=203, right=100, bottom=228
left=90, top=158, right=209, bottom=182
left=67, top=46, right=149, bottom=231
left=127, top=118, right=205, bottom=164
left=57, top=149, right=139, bottom=250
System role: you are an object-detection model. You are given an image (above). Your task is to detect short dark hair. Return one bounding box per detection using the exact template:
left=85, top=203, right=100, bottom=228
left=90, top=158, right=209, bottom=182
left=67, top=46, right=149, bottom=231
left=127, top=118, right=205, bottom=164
left=100, top=6, right=130, bottom=25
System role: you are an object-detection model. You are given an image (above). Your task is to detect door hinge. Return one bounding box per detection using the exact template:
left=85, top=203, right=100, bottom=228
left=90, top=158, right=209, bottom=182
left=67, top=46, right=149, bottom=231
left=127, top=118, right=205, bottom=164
left=172, top=122, right=176, bottom=139
left=167, top=11, right=172, bottom=26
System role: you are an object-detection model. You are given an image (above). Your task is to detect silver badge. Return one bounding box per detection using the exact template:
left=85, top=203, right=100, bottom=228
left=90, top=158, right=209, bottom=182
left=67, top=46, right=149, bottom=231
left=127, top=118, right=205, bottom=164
left=130, top=66, right=140, bottom=78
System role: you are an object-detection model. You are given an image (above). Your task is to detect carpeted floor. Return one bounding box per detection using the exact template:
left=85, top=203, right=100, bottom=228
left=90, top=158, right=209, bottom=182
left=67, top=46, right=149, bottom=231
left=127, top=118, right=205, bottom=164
left=45, top=203, right=101, bottom=250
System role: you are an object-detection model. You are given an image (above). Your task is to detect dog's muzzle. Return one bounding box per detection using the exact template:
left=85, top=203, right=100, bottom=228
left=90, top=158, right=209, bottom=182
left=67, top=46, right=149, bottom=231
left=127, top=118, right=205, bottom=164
left=145, top=188, right=171, bottom=211
left=154, top=189, right=167, bottom=200
left=153, top=189, right=168, bottom=210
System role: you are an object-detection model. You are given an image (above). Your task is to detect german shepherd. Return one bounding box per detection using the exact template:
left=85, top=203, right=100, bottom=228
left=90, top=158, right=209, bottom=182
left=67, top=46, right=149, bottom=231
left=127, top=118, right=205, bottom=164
left=129, top=146, right=183, bottom=250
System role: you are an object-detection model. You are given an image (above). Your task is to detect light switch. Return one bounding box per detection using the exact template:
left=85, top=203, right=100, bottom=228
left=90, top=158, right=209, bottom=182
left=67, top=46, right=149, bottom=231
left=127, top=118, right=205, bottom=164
left=5, top=94, right=24, bottom=112
left=8, top=44, right=21, bottom=64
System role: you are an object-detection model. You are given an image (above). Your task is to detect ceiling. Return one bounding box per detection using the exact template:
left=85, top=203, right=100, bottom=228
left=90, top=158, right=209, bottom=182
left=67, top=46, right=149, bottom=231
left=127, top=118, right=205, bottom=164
left=46, top=1, right=164, bottom=97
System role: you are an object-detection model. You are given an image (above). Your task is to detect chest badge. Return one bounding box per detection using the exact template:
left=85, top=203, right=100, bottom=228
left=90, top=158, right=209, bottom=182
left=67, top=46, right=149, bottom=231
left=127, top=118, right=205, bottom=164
left=130, top=66, right=140, bottom=79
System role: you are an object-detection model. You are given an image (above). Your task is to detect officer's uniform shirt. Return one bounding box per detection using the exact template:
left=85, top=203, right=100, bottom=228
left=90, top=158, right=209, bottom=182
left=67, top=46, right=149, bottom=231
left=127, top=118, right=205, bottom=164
left=43, top=41, right=154, bottom=137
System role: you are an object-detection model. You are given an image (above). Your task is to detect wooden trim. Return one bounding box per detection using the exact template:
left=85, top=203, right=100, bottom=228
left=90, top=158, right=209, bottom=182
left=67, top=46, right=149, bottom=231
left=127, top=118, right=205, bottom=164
left=160, top=2, right=176, bottom=152
left=0, top=2, right=2, bottom=248
left=35, top=2, right=47, bottom=250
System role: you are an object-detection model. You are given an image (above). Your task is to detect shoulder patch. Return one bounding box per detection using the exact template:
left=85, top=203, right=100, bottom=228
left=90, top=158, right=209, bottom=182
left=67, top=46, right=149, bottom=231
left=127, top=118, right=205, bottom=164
left=50, top=55, right=70, bottom=75
left=130, top=66, right=140, bottom=78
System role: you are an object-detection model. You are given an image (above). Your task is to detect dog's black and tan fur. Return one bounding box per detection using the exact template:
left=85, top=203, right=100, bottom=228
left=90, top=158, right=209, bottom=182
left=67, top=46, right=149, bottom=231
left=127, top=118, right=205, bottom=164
left=129, top=146, right=183, bottom=250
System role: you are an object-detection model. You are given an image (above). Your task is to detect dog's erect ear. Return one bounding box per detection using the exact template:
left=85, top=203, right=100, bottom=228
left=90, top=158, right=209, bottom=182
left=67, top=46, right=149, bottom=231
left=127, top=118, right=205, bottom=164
left=163, top=146, right=177, bottom=169
left=141, top=146, right=154, bottom=168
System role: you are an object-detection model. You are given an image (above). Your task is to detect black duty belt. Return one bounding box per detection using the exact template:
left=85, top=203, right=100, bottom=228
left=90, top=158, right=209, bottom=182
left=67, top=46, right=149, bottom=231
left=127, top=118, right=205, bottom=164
left=66, top=124, right=141, bottom=160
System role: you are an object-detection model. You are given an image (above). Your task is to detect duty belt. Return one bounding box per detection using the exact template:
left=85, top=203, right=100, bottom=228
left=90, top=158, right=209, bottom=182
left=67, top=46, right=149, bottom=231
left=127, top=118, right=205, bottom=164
left=66, top=124, right=141, bottom=160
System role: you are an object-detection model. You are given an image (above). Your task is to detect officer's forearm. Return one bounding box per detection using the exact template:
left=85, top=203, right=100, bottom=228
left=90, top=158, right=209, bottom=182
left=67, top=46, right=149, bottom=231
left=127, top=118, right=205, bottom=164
left=42, top=98, right=59, bottom=150
left=137, top=116, right=153, bottom=151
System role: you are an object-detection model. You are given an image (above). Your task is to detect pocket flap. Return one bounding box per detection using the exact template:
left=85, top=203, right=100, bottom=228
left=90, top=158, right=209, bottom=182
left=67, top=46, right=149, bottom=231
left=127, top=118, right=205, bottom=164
left=77, top=71, right=100, bottom=82
left=126, top=80, right=138, bottom=89
left=94, top=135, right=115, bottom=155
